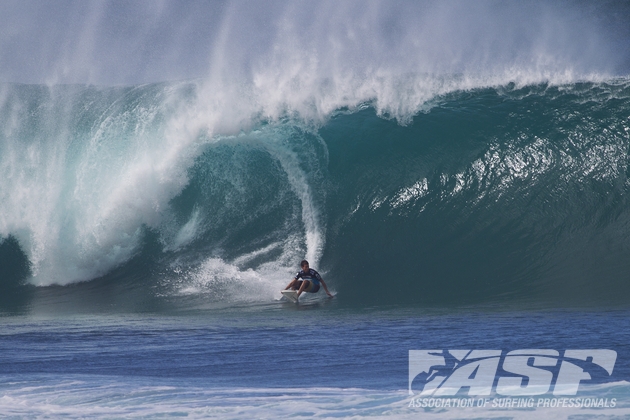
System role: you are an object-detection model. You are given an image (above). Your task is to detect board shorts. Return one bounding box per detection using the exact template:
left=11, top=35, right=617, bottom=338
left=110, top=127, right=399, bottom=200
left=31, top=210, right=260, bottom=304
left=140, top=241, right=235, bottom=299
left=299, top=280, right=320, bottom=293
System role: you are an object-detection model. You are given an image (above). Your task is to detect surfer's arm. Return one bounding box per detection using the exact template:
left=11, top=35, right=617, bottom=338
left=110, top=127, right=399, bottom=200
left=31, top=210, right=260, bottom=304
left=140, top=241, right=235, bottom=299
left=284, top=277, right=298, bottom=290
left=319, top=278, right=333, bottom=297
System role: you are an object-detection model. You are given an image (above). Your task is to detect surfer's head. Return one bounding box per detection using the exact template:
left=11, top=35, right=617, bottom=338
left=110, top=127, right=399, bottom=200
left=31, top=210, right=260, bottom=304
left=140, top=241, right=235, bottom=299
left=300, top=260, right=309, bottom=269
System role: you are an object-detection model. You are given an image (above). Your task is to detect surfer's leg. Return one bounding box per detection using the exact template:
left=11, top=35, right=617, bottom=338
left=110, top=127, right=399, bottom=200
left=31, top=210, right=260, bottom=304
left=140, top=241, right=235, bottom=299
left=285, top=279, right=300, bottom=290
left=297, top=280, right=310, bottom=298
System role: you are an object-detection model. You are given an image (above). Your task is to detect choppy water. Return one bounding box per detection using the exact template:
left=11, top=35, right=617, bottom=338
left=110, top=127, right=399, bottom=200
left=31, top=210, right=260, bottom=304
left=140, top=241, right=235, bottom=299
left=1, top=309, right=629, bottom=418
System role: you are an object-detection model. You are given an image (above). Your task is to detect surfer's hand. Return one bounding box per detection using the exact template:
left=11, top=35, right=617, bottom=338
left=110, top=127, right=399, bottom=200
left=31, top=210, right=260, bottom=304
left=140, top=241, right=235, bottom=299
left=327, top=292, right=334, bottom=298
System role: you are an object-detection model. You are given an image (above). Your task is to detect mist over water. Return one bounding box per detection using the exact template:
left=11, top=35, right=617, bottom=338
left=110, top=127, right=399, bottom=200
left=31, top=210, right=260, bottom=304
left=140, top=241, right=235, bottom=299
left=1, top=0, right=628, bottom=86
left=0, top=1, right=630, bottom=310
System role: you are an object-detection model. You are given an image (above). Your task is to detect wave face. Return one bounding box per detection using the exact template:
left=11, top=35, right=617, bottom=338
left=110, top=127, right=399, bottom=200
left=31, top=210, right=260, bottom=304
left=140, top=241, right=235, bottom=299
left=1, top=80, right=630, bottom=309
left=323, top=82, right=630, bottom=305
left=1, top=1, right=630, bottom=310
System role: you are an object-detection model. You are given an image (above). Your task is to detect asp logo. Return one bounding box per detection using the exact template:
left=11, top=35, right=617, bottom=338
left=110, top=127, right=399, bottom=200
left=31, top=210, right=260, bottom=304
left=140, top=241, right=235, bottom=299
left=409, top=349, right=617, bottom=396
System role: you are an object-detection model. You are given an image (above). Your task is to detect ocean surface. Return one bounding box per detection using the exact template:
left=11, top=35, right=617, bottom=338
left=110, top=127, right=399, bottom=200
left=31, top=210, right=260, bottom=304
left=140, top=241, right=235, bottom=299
left=1, top=78, right=629, bottom=419
left=2, top=1, right=630, bottom=418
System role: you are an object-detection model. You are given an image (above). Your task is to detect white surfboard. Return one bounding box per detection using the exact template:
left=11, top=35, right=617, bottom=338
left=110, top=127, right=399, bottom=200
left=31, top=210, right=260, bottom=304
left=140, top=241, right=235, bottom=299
left=281, top=290, right=299, bottom=303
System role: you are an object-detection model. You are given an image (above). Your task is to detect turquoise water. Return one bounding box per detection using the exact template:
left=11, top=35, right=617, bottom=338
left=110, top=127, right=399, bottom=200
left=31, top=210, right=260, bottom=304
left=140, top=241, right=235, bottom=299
left=2, top=81, right=630, bottom=308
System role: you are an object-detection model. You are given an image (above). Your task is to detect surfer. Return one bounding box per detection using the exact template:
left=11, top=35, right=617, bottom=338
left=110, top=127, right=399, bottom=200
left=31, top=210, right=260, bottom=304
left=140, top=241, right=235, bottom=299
left=284, top=260, right=333, bottom=299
